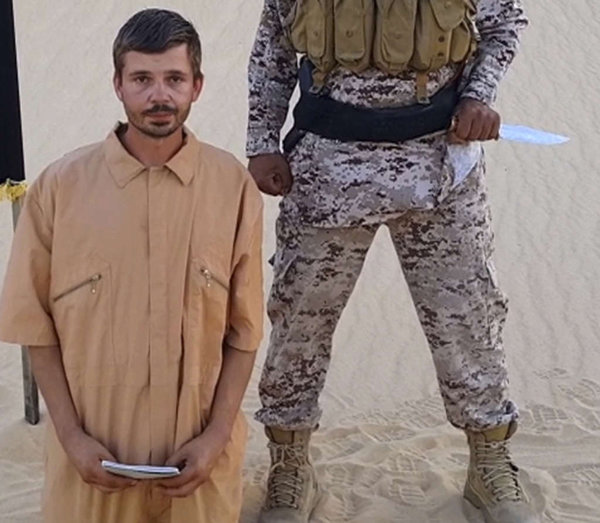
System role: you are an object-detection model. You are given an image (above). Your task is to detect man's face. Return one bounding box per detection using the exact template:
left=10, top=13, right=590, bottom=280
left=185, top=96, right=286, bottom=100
left=114, top=44, right=203, bottom=139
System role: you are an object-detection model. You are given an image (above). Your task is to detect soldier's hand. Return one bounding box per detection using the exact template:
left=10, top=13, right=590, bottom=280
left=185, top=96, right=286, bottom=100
left=448, top=98, right=501, bottom=144
left=63, top=428, right=138, bottom=494
left=247, top=153, right=293, bottom=196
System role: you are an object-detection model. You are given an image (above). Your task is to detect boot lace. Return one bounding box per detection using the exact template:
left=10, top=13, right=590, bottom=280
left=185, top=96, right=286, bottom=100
left=266, top=442, right=307, bottom=509
left=475, top=439, right=524, bottom=503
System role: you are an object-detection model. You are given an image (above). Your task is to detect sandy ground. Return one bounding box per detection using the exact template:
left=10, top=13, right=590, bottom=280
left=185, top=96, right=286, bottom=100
left=1, top=1, right=599, bottom=521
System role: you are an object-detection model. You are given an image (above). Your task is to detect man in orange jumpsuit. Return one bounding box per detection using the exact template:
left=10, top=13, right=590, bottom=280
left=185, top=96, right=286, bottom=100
left=0, top=9, right=263, bottom=522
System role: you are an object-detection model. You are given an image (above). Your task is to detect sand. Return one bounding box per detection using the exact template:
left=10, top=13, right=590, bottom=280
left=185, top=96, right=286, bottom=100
left=1, top=0, right=599, bottom=521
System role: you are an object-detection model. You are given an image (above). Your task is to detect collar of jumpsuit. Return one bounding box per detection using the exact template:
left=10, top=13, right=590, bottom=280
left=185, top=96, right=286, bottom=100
left=105, top=122, right=199, bottom=187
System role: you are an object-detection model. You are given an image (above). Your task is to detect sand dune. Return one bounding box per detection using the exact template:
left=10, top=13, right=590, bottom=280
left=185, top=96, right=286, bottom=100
left=1, top=0, right=599, bottom=521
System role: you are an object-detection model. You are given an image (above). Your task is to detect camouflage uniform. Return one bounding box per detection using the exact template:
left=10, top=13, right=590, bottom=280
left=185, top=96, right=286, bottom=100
left=247, top=0, right=528, bottom=431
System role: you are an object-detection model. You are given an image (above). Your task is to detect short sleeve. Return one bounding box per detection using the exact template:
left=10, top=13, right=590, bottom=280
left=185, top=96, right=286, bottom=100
left=0, top=188, right=58, bottom=346
left=225, top=180, right=264, bottom=352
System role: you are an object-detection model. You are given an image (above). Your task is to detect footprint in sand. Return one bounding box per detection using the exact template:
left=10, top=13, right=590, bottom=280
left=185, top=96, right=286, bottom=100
left=573, top=411, right=600, bottom=432
left=313, top=491, right=374, bottom=523
left=519, top=404, right=570, bottom=434
left=245, top=463, right=269, bottom=487
left=395, top=397, right=447, bottom=430
left=386, top=479, right=430, bottom=507
left=381, top=449, right=430, bottom=476
left=339, top=409, right=399, bottom=427
left=359, top=424, right=415, bottom=443
left=558, top=378, right=600, bottom=409
left=559, top=465, right=600, bottom=487
left=534, top=367, right=570, bottom=380
left=324, top=463, right=385, bottom=491
left=314, top=429, right=371, bottom=461
left=339, top=397, right=447, bottom=432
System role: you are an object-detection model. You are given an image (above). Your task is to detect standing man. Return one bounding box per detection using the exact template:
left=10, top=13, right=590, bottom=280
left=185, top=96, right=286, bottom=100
left=247, top=1, right=538, bottom=522
left=0, top=9, right=263, bottom=523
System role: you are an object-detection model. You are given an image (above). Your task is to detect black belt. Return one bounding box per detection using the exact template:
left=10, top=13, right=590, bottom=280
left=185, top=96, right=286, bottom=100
left=283, top=60, right=460, bottom=153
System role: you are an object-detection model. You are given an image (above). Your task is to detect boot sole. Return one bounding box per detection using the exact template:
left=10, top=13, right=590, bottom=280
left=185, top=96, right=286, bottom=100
left=463, top=481, right=496, bottom=523
left=258, top=483, right=323, bottom=523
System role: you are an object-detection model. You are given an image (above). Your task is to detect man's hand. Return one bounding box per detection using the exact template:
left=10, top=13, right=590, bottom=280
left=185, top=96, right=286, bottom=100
left=63, top=428, right=137, bottom=494
left=247, top=153, right=293, bottom=196
left=448, top=98, right=501, bottom=144
left=156, top=428, right=229, bottom=498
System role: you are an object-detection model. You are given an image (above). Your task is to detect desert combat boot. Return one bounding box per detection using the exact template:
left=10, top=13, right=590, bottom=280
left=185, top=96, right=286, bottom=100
left=258, top=427, right=320, bottom=523
left=464, top=421, right=540, bottom=523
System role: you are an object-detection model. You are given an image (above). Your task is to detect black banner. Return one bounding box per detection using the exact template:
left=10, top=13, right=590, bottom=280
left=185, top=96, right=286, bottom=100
left=0, top=0, right=26, bottom=184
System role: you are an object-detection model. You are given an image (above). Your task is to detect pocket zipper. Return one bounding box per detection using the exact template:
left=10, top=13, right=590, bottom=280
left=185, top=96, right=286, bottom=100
left=200, top=268, right=228, bottom=291
left=54, top=274, right=102, bottom=302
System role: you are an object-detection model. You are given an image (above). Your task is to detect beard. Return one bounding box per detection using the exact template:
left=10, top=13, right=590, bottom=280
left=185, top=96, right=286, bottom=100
left=125, top=103, right=192, bottom=139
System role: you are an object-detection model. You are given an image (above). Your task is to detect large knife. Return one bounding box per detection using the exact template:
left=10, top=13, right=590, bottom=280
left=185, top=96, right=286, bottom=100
left=448, top=124, right=569, bottom=186
left=499, top=124, right=569, bottom=145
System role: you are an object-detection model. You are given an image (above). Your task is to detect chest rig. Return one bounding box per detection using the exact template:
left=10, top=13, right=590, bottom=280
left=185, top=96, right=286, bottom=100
left=288, top=0, right=478, bottom=102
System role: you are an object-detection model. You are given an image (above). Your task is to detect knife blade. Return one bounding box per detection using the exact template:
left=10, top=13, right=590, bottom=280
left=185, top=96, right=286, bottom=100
left=499, top=124, right=569, bottom=145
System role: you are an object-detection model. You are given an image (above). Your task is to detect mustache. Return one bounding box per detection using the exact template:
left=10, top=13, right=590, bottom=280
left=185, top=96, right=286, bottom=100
left=143, top=105, right=177, bottom=115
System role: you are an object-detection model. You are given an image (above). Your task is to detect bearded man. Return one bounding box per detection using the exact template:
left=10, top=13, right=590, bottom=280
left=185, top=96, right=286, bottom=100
left=0, top=9, right=263, bottom=523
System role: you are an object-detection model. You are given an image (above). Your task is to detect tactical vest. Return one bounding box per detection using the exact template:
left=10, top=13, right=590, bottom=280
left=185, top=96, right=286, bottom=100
left=288, top=0, right=478, bottom=100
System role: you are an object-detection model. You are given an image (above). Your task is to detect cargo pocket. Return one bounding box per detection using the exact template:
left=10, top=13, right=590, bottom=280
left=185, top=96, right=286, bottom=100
left=51, top=256, right=115, bottom=379
left=373, top=0, right=418, bottom=74
left=182, top=258, right=230, bottom=384
left=411, top=0, right=466, bottom=71
left=484, top=259, right=509, bottom=349
left=290, top=0, right=335, bottom=73
left=334, top=0, right=375, bottom=72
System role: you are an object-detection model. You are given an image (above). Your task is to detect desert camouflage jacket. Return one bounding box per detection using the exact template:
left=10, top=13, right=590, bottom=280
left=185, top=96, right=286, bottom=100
left=247, top=0, right=528, bottom=156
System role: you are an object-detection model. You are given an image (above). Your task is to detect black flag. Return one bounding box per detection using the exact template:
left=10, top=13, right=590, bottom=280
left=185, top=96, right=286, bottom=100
left=0, top=1, right=38, bottom=424
left=1, top=0, right=26, bottom=196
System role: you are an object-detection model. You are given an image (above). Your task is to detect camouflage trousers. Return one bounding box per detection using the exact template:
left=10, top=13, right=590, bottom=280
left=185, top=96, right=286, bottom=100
left=256, top=162, right=518, bottom=431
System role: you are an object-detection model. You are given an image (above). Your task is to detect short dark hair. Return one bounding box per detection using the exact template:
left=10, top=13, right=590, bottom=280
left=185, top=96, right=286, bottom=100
left=113, top=9, right=202, bottom=79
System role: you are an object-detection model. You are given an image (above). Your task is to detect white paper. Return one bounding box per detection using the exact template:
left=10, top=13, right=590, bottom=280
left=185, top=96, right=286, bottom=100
left=101, top=460, right=181, bottom=479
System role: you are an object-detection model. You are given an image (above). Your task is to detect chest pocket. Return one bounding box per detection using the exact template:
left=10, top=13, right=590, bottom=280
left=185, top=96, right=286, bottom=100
left=51, top=257, right=115, bottom=381
left=372, top=0, right=417, bottom=73
left=290, top=0, right=336, bottom=76
left=182, top=258, right=230, bottom=385
left=333, top=0, right=375, bottom=72
left=411, top=0, right=476, bottom=71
